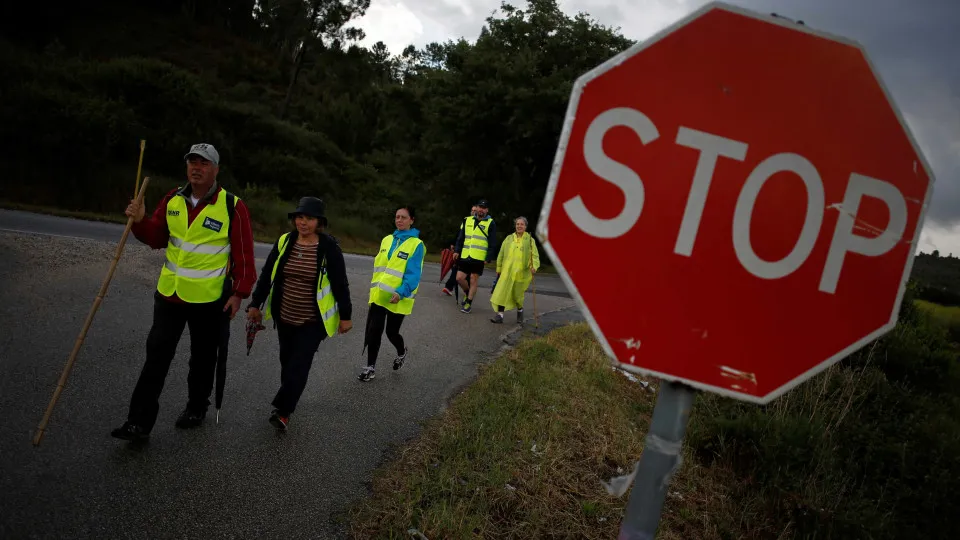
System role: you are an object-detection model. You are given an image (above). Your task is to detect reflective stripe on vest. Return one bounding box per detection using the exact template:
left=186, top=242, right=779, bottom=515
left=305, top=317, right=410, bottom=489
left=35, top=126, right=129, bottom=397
left=264, top=233, right=340, bottom=338
left=369, top=234, right=424, bottom=315
left=156, top=191, right=233, bottom=303
left=461, top=216, right=492, bottom=261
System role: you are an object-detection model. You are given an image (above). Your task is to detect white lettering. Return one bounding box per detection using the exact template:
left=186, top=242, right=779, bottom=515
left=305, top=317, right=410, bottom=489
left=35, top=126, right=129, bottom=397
left=563, top=108, right=658, bottom=239
left=733, top=153, right=825, bottom=279
left=819, top=173, right=907, bottom=294
left=559, top=107, right=909, bottom=295
left=673, top=127, right=748, bottom=256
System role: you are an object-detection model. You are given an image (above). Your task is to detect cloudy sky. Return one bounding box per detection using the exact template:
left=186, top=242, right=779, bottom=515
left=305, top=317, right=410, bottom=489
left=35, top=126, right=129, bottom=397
left=351, top=0, right=960, bottom=255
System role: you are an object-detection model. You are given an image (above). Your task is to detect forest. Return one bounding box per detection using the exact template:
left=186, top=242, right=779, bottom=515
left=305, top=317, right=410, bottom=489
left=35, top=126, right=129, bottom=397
left=0, top=0, right=633, bottom=253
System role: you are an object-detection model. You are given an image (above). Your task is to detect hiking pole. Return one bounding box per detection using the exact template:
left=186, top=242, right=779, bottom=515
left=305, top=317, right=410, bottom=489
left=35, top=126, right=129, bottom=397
left=33, top=176, right=152, bottom=447
left=532, top=273, right=539, bottom=328
left=529, top=245, right=539, bottom=328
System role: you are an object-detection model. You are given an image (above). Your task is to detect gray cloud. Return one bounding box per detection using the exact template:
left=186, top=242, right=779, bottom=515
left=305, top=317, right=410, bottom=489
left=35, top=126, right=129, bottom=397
left=359, top=0, right=960, bottom=232
left=699, top=0, right=960, bottom=227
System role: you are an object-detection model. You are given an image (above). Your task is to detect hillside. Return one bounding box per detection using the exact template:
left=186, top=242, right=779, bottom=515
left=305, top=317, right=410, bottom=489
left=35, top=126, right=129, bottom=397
left=910, top=252, right=960, bottom=305
left=0, top=0, right=632, bottom=253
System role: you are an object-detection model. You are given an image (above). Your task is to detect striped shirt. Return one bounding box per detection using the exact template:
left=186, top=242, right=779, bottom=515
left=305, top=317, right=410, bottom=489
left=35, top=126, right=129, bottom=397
left=279, top=241, right=319, bottom=325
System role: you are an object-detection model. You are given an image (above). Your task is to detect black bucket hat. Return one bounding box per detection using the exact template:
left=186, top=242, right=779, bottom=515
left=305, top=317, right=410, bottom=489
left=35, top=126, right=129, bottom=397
left=288, top=196, right=328, bottom=226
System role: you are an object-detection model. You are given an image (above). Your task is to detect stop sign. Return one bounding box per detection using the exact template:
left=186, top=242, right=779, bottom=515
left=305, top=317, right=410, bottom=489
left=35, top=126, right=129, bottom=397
left=536, top=2, right=934, bottom=403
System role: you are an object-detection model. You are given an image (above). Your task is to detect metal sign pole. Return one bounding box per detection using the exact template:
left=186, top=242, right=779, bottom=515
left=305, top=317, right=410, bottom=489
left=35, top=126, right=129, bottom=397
left=618, top=381, right=698, bottom=540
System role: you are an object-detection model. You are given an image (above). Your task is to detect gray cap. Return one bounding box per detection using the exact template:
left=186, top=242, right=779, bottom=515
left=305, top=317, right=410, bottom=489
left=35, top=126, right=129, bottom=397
left=184, top=143, right=220, bottom=165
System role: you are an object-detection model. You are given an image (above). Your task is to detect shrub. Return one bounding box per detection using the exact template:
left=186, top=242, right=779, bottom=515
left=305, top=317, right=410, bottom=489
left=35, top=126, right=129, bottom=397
left=687, top=294, right=960, bottom=539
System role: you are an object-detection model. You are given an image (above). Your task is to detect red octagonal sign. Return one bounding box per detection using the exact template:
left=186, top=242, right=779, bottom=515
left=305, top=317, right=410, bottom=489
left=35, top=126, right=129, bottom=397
left=537, top=2, right=935, bottom=403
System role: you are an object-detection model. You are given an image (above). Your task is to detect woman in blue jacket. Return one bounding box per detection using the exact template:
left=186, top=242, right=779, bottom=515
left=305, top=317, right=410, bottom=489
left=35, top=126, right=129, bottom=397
left=359, top=205, right=425, bottom=382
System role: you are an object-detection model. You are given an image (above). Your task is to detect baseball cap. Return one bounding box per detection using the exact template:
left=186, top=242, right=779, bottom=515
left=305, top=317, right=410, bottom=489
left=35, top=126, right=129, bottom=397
left=184, top=143, right=220, bottom=165
left=476, top=199, right=489, bottom=208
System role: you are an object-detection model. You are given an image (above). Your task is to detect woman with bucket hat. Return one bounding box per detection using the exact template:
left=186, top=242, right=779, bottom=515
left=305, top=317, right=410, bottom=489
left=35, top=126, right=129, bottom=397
left=246, top=196, right=353, bottom=430
left=358, top=205, right=425, bottom=382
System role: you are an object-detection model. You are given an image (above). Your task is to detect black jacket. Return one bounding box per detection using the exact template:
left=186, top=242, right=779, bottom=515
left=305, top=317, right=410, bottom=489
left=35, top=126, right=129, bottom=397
left=248, top=230, right=353, bottom=324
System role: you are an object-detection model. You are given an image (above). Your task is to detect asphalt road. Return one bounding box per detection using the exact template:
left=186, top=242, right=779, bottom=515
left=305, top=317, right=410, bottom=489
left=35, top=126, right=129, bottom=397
left=0, top=210, right=581, bottom=538
left=0, top=209, right=573, bottom=299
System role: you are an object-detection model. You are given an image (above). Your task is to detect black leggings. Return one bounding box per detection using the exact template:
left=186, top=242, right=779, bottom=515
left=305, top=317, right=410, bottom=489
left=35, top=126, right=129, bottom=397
left=364, top=303, right=406, bottom=367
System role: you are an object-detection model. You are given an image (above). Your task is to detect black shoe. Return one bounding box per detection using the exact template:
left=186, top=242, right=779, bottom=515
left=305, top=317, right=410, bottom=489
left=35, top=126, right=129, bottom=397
left=517, top=309, right=524, bottom=325
left=490, top=314, right=504, bottom=324
left=460, top=299, right=473, bottom=313
left=111, top=422, right=149, bottom=442
left=175, top=408, right=206, bottom=429
left=269, top=409, right=289, bottom=431
left=393, top=347, right=408, bottom=370
left=358, top=366, right=376, bottom=381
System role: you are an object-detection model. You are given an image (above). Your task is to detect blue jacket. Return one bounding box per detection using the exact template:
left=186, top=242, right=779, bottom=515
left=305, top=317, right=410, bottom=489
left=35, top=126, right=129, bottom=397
left=389, top=227, right=425, bottom=299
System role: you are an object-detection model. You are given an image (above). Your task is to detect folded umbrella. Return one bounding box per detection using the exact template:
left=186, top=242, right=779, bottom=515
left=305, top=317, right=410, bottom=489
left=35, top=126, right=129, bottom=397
left=246, top=317, right=266, bottom=356
left=439, top=248, right=454, bottom=283
left=215, top=310, right=232, bottom=424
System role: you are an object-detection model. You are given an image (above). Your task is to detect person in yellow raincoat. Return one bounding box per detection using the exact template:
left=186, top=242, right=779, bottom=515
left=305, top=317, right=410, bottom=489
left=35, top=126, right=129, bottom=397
left=489, top=216, right=540, bottom=325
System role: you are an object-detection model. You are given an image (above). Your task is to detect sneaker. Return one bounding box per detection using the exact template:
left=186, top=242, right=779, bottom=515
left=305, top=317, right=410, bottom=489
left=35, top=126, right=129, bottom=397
left=517, top=309, right=524, bottom=325
left=460, top=300, right=472, bottom=314
left=174, top=408, right=205, bottom=429
left=358, top=366, right=376, bottom=382
left=110, top=422, right=149, bottom=442
left=490, top=313, right=504, bottom=324
left=441, top=288, right=452, bottom=296
left=393, top=347, right=408, bottom=370
left=269, top=409, right=289, bottom=431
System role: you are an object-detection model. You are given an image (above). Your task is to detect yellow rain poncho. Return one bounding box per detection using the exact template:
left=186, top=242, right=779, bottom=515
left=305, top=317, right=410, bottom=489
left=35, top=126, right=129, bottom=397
left=490, top=231, right=540, bottom=311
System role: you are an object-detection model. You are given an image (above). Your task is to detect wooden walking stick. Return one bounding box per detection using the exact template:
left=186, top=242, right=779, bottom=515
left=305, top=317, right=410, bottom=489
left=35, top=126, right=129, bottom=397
left=32, top=176, right=152, bottom=447
left=133, top=140, right=145, bottom=196
left=532, top=273, right=539, bottom=328
left=530, top=238, right=539, bottom=328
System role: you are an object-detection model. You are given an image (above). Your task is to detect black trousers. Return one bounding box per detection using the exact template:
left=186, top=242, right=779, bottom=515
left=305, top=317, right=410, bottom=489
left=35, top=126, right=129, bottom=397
left=365, top=303, right=405, bottom=368
left=272, top=319, right=326, bottom=415
left=127, top=292, right=226, bottom=431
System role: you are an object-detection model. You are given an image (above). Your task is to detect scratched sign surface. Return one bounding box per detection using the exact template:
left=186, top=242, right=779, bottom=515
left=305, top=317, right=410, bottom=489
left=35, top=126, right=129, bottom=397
left=536, top=2, right=934, bottom=404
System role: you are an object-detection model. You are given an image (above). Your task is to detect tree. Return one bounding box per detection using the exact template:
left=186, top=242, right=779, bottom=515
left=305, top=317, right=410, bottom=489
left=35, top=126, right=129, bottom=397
left=273, top=0, right=370, bottom=119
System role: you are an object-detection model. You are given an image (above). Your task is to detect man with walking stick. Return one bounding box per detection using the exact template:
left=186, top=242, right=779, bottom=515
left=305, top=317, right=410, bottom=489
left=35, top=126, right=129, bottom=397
left=110, top=143, right=257, bottom=442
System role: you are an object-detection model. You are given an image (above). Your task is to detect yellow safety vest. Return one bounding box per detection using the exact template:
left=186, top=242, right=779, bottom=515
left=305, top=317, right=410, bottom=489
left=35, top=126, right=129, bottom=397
left=461, top=215, right=493, bottom=261
left=263, top=233, right=340, bottom=337
left=157, top=191, right=234, bottom=303
left=369, top=235, right=424, bottom=315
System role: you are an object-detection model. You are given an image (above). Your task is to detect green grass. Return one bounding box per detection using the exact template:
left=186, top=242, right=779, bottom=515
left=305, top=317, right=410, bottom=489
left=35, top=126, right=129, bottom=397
left=915, top=299, right=960, bottom=344
left=348, top=323, right=653, bottom=538
left=349, top=297, right=960, bottom=539
left=915, top=299, right=960, bottom=326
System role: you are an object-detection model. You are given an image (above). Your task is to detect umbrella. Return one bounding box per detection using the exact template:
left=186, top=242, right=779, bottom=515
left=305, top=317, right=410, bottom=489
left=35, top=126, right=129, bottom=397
left=215, top=309, right=232, bottom=424
left=439, top=248, right=455, bottom=283
left=246, top=317, right=266, bottom=356
left=490, top=274, right=499, bottom=294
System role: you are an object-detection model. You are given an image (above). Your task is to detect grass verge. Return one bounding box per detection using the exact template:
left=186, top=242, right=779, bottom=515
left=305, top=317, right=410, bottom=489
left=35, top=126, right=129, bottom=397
left=348, top=323, right=654, bottom=538
left=350, top=296, right=960, bottom=539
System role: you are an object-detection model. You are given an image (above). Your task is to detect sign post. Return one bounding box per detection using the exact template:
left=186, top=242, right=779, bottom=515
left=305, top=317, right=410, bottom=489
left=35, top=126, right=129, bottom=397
left=617, top=382, right=696, bottom=540
left=535, top=2, right=935, bottom=537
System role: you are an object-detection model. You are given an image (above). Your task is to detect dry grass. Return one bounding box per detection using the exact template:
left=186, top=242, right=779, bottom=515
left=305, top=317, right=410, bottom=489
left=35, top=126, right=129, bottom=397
left=348, top=299, right=960, bottom=539
left=348, top=323, right=660, bottom=538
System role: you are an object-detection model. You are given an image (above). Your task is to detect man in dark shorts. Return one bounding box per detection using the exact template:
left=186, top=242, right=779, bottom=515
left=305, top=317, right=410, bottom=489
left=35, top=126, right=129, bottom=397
left=453, top=199, right=498, bottom=314
left=442, top=205, right=477, bottom=297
